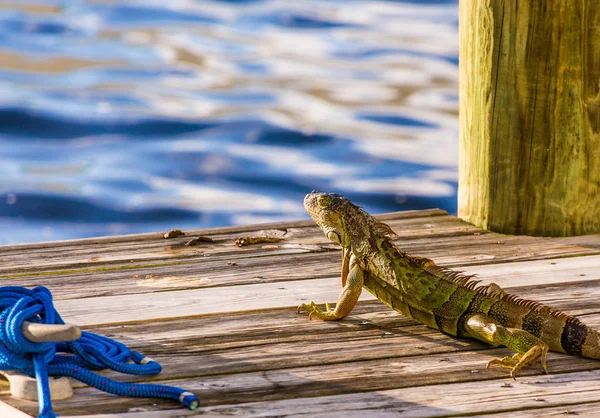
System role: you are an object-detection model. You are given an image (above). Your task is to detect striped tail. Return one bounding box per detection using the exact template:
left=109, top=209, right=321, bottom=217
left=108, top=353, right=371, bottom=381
left=573, top=321, right=600, bottom=360
left=540, top=314, right=600, bottom=359
left=471, top=282, right=600, bottom=360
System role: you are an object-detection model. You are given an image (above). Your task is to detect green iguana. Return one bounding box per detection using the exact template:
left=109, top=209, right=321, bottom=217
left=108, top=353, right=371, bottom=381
left=298, top=191, right=600, bottom=379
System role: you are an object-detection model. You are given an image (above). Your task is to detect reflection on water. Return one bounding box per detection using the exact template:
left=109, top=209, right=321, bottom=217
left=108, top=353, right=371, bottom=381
left=0, top=0, right=458, bottom=244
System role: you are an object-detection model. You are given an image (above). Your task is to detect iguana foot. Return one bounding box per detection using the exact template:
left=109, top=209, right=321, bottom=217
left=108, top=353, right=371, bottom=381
left=464, top=314, right=550, bottom=380
left=298, top=302, right=342, bottom=320
left=487, top=354, right=519, bottom=370
left=487, top=345, right=549, bottom=380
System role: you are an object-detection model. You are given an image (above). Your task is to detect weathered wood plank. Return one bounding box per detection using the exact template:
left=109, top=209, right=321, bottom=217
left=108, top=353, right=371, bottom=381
left=7, top=278, right=600, bottom=415
left=131, top=349, right=598, bottom=407
left=2, top=232, right=599, bottom=302
left=194, top=369, right=600, bottom=416
left=0, top=209, right=447, bottom=252
left=47, top=254, right=600, bottom=326
left=86, top=302, right=423, bottom=363
left=8, top=288, right=595, bottom=413
left=93, top=310, right=600, bottom=384
left=7, top=363, right=600, bottom=417
left=93, top=323, right=485, bottom=383
left=89, top=282, right=600, bottom=358
left=87, top=300, right=600, bottom=360
left=4, top=220, right=598, bottom=271
left=0, top=212, right=458, bottom=272
left=5, top=213, right=598, bottom=280
left=1, top=210, right=599, bottom=418
left=91, top=270, right=600, bottom=350
left=51, top=414, right=201, bottom=418
left=60, top=274, right=600, bottom=384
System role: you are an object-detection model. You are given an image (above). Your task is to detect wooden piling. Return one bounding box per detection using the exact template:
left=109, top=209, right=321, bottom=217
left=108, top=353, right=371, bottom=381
left=458, top=0, right=600, bottom=236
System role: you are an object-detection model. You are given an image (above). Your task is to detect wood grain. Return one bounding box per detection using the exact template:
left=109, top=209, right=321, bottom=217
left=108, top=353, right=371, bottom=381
left=0, top=212, right=473, bottom=275
left=459, top=0, right=600, bottom=236
left=9, top=366, right=600, bottom=417
left=1, top=210, right=600, bottom=417
left=46, top=254, right=600, bottom=326
left=194, top=369, right=600, bottom=417
left=2, top=236, right=598, bottom=301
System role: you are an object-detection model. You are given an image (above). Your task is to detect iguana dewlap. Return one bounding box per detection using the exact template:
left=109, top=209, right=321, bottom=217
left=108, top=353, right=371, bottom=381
left=298, top=191, right=599, bottom=379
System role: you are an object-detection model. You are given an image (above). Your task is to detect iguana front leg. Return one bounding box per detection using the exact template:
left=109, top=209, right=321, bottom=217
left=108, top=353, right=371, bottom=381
left=298, top=255, right=364, bottom=320
left=341, top=247, right=350, bottom=288
left=463, top=314, right=549, bottom=379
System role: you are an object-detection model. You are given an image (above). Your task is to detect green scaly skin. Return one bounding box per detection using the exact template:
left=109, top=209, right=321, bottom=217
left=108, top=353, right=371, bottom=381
left=299, top=192, right=600, bottom=379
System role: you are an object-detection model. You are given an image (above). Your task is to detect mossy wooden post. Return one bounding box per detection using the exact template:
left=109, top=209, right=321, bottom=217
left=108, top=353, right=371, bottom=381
left=459, top=0, right=600, bottom=236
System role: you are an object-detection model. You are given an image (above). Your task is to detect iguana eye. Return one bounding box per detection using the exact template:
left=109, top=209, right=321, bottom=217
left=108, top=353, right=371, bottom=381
left=327, top=231, right=341, bottom=244
left=317, top=195, right=332, bottom=207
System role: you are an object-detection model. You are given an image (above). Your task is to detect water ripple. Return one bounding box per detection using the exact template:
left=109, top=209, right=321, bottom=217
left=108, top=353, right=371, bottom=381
left=0, top=0, right=458, bottom=244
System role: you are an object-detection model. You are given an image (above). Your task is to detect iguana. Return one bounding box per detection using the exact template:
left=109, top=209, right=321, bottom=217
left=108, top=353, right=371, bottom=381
left=298, top=191, right=600, bottom=378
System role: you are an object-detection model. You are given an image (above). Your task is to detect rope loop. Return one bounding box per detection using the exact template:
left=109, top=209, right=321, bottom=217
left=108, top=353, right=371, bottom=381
left=0, top=287, right=56, bottom=372
left=0, top=286, right=199, bottom=418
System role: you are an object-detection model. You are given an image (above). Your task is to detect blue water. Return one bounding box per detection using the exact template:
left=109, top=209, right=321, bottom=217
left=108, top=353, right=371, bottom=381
left=0, top=0, right=458, bottom=244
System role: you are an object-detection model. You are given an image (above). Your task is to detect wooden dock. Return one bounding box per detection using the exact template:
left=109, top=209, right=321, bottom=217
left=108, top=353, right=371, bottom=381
left=1, top=208, right=600, bottom=417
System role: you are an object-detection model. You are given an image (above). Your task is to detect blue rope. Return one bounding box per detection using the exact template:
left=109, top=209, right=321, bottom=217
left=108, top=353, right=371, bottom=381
left=0, top=286, right=199, bottom=418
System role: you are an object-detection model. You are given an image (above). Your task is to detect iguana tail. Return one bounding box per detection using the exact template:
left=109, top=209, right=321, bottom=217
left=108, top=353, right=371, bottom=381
left=481, top=286, right=600, bottom=359
left=581, top=326, right=600, bottom=359
left=541, top=314, right=600, bottom=359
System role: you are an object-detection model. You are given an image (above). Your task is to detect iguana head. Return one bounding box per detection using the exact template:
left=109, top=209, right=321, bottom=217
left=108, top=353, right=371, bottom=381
left=304, top=191, right=395, bottom=256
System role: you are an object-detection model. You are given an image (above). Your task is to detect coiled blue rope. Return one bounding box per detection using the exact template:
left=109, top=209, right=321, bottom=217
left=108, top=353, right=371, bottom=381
left=0, top=286, right=199, bottom=418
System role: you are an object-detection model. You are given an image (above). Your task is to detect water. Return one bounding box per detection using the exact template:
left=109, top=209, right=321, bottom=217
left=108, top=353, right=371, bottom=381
left=0, top=0, right=458, bottom=244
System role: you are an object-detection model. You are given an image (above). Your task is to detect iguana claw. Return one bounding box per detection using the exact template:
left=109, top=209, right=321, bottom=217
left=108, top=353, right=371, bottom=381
left=486, top=345, right=549, bottom=380
left=298, top=301, right=335, bottom=320
left=298, top=301, right=319, bottom=320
